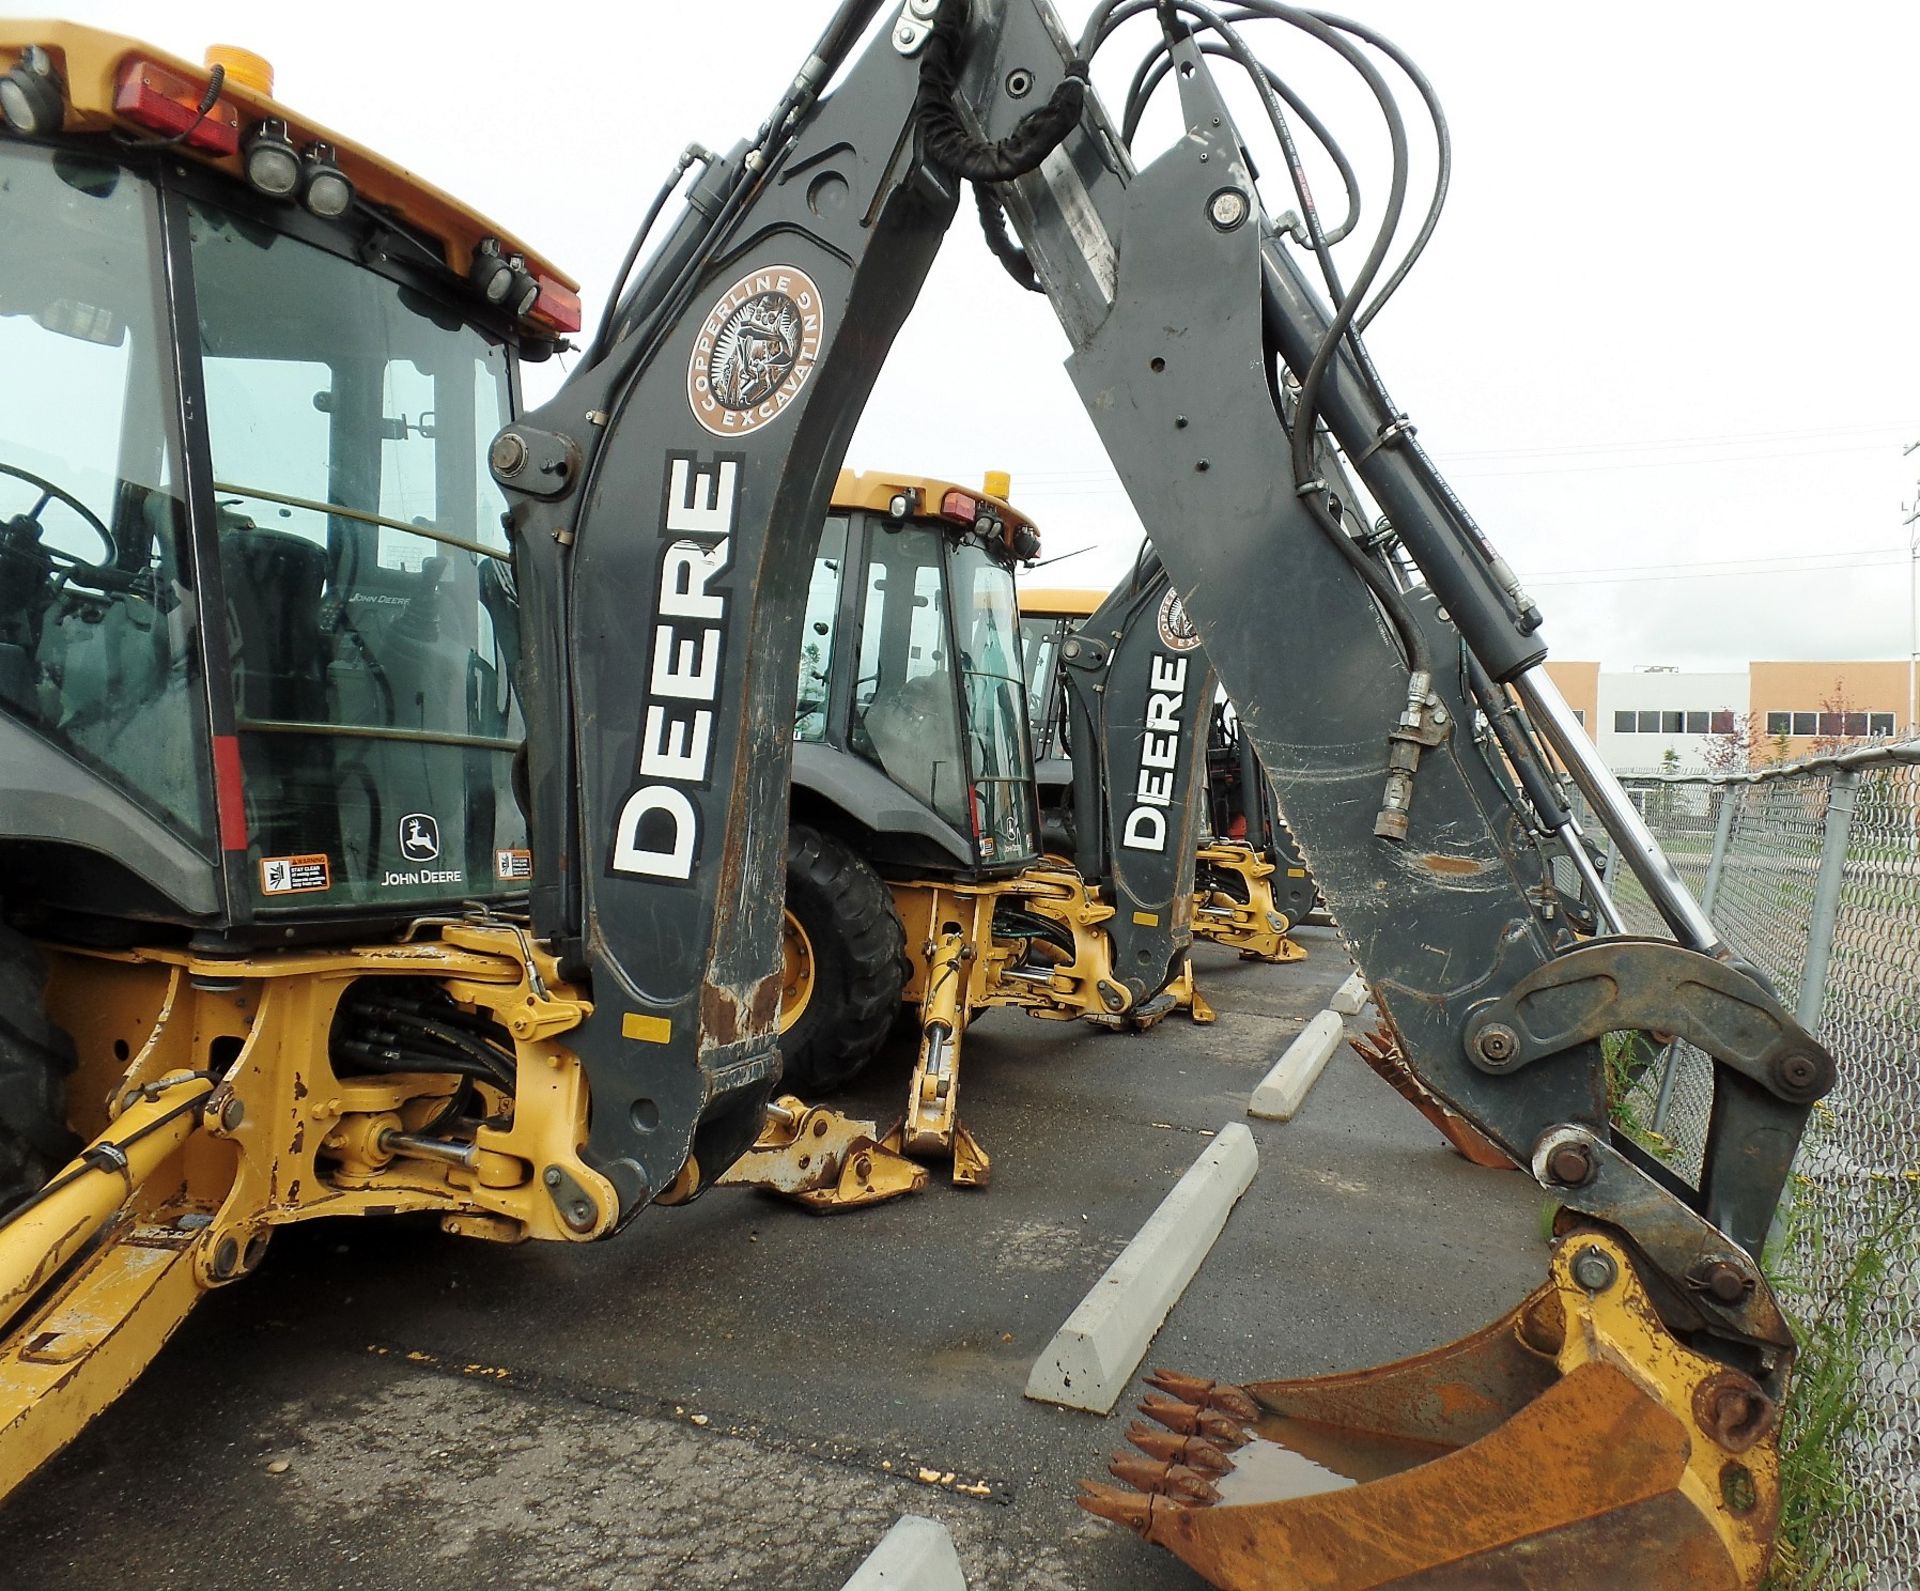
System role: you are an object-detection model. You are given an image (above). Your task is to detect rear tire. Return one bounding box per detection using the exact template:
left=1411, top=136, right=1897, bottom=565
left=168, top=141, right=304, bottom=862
left=779, top=825, right=907, bottom=1094
left=0, top=926, right=77, bottom=1217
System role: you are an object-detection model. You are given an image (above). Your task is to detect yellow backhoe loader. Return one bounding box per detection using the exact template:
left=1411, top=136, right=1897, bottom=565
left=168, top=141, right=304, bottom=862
left=774, top=475, right=1217, bottom=1187
left=1022, top=583, right=1306, bottom=965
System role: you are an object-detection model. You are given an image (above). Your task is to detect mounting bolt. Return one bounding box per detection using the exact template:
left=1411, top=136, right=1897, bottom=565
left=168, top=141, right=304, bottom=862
left=543, top=1167, right=563, bottom=1188
left=566, top=1198, right=595, bottom=1232
left=221, top=1097, right=245, bottom=1131
left=1696, top=1259, right=1754, bottom=1304
left=489, top=431, right=529, bottom=479
left=210, top=1237, right=240, bottom=1281
left=1569, top=1245, right=1617, bottom=1293
left=1775, top=1052, right=1820, bottom=1094
left=1546, top=1141, right=1596, bottom=1187
left=1474, top=1022, right=1520, bottom=1068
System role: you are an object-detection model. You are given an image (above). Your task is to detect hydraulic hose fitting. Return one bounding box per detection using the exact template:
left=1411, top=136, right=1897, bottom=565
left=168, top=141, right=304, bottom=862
left=1375, top=669, right=1443, bottom=842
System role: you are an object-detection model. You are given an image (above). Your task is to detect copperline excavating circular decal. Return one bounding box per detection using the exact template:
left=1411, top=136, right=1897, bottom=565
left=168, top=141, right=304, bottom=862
left=1157, top=587, right=1201, bottom=652
left=686, top=264, right=825, bottom=437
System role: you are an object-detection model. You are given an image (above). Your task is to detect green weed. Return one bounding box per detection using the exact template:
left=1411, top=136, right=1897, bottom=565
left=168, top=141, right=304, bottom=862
left=1763, top=1183, right=1918, bottom=1587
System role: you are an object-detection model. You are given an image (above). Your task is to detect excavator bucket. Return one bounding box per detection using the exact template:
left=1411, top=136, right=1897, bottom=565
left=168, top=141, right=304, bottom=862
left=1081, top=1232, right=1779, bottom=1589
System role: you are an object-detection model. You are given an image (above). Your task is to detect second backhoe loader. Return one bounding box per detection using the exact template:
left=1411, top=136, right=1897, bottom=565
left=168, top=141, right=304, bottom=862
left=1024, top=578, right=1306, bottom=964
left=0, top=6, right=1833, bottom=1586
left=772, top=473, right=1216, bottom=1185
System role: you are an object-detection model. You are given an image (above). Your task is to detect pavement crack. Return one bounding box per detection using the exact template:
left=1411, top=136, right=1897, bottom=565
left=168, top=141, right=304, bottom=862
left=358, top=1337, right=1014, bottom=1508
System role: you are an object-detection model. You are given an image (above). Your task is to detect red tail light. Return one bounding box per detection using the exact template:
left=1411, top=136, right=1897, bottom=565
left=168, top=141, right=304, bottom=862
left=529, top=275, right=582, bottom=335
left=113, top=58, right=239, bottom=156
left=940, top=490, right=979, bottom=526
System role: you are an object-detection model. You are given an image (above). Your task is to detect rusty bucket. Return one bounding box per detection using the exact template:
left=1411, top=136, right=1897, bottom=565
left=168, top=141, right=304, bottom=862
left=1081, top=1231, right=1781, bottom=1588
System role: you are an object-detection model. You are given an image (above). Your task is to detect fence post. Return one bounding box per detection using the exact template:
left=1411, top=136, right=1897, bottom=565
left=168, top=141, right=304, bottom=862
left=1798, top=768, right=1859, bottom=1033
left=1699, top=783, right=1738, bottom=922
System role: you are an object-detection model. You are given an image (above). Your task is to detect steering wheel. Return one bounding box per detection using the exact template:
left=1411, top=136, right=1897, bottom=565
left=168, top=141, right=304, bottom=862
left=0, top=461, right=116, bottom=569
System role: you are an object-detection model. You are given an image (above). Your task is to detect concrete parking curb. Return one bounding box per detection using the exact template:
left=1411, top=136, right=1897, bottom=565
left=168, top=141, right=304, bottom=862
left=1249, top=1008, right=1345, bottom=1121
left=1024, top=1123, right=1258, bottom=1413
left=840, top=1515, right=967, bottom=1590
left=1330, top=970, right=1370, bottom=1015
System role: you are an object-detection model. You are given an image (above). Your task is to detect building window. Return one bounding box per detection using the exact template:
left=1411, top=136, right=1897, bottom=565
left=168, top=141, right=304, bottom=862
left=1817, top=712, right=1842, bottom=736
left=1792, top=712, right=1817, bottom=737
left=1637, top=710, right=1660, bottom=733
left=1662, top=710, right=1684, bottom=734
left=1870, top=712, right=1896, bottom=736
left=1711, top=710, right=1735, bottom=734
left=1685, top=711, right=1708, bottom=734
left=1614, top=710, right=1637, bottom=733
left=1765, top=711, right=1790, bottom=736
left=1842, top=712, right=1867, bottom=737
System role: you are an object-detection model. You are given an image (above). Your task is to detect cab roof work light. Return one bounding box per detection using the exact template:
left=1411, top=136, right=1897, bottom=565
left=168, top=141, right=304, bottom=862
left=0, top=45, right=64, bottom=137
left=300, top=141, right=352, bottom=218
left=241, top=118, right=299, bottom=197
left=470, top=238, right=515, bottom=305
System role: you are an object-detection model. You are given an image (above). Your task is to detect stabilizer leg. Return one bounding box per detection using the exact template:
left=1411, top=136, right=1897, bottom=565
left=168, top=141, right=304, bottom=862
left=716, top=1097, right=927, bottom=1212
left=895, top=927, right=990, bottom=1187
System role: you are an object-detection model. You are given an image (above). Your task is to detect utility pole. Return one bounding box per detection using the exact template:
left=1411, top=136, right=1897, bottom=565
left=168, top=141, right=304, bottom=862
left=1906, top=442, right=1920, bottom=737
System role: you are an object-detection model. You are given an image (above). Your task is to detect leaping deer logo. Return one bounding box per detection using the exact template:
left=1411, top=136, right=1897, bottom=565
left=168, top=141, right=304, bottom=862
left=400, top=813, right=441, bottom=862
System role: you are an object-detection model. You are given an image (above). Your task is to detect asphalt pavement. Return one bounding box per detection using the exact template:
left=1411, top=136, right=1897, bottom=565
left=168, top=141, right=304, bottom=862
left=0, top=929, right=1547, bottom=1590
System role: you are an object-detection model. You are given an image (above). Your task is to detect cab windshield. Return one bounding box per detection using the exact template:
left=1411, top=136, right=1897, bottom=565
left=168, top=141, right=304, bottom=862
left=950, top=543, right=1036, bottom=865
left=0, top=146, right=209, bottom=840
left=1020, top=612, right=1065, bottom=760
left=186, top=198, right=526, bottom=910
left=851, top=519, right=1037, bottom=866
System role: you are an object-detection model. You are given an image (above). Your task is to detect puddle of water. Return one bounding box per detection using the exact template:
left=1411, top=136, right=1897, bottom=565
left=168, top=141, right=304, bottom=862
left=1213, top=1416, right=1449, bottom=1507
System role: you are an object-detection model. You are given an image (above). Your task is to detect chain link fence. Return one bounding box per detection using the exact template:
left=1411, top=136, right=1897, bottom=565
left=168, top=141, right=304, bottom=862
left=1598, top=745, right=1920, bottom=1584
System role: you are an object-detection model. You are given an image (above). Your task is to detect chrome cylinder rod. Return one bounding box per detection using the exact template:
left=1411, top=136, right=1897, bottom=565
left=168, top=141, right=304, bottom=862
left=1513, top=666, right=1722, bottom=953
left=1553, top=812, right=1626, bottom=935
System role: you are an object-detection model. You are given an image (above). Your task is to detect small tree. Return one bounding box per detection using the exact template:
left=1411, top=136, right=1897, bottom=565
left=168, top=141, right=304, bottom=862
left=1810, top=680, right=1874, bottom=757
left=1702, top=710, right=1768, bottom=774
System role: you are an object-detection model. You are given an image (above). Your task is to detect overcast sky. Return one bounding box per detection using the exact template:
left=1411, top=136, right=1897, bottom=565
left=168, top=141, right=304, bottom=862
left=57, top=0, right=1920, bottom=670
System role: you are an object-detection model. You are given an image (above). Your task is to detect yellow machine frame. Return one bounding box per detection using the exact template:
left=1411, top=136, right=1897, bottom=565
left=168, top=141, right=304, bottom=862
left=0, top=924, right=604, bottom=1493
left=1191, top=840, right=1307, bottom=964
left=882, top=863, right=1211, bottom=1188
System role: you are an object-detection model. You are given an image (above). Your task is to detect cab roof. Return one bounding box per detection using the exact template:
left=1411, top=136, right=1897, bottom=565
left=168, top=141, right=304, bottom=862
left=832, top=469, right=1040, bottom=562
left=1017, top=586, right=1106, bottom=619
left=0, top=22, right=575, bottom=299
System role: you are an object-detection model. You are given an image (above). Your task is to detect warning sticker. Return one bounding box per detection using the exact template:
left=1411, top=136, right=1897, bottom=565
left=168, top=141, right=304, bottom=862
left=260, top=854, right=331, bottom=895
left=495, top=848, right=534, bottom=882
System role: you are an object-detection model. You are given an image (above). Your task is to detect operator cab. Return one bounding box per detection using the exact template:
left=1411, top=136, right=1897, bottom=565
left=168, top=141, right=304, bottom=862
left=793, top=471, right=1041, bottom=878
left=0, top=26, right=579, bottom=942
left=1015, top=585, right=1104, bottom=852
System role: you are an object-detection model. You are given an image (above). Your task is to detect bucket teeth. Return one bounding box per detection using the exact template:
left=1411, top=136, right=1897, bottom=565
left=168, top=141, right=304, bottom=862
left=1108, top=1454, right=1222, bottom=1505
left=1076, top=1479, right=1156, bottom=1532
left=1138, top=1392, right=1249, bottom=1448
left=1123, top=1422, right=1232, bottom=1475
left=1148, top=1368, right=1261, bottom=1423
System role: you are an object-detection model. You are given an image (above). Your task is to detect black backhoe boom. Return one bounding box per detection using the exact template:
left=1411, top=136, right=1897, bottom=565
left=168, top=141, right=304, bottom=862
left=492, top=3, right=1832, bottom=1581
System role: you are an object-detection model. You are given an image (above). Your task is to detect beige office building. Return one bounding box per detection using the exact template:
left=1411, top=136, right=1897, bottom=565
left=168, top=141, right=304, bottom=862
left=1539, top=659, right=1907, bottom=772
